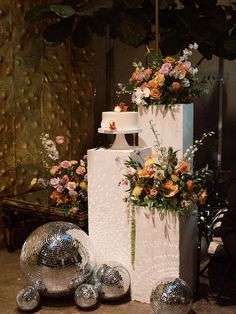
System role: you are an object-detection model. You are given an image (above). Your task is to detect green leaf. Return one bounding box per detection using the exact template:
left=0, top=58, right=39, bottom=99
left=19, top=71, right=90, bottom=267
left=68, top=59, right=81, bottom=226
left=111, top=11, right=150, bottom=47
left=76, top=0, right=114, bottom=17
left=43, top=17, right=75, bottom=46
left=25, top=4, right=52, bottom=22
left=25, top=4, right=75, bottom=22
left=50, top=4, right=75, bottom=18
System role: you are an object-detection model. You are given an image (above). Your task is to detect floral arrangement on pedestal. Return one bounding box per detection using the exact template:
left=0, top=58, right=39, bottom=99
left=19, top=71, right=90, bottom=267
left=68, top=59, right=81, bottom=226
left=30, top=134, right=88, bottom=215
left=117, top=43, right=206, bottom=108
left=118, top=122, right=214, bottom=265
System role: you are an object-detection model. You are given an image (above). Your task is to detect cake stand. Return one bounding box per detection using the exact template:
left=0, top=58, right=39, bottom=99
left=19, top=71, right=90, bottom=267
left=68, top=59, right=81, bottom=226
left=98, top=128, right=142, bottom=150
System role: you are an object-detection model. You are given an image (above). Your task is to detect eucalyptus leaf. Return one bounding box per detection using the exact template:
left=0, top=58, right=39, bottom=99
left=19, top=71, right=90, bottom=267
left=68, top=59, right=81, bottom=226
left=76, top=0, right=113, bottom=17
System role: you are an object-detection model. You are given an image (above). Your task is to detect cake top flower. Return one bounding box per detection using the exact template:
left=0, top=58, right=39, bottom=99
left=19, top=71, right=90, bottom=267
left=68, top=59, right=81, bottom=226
left=114, top=102, right=128, bottom=112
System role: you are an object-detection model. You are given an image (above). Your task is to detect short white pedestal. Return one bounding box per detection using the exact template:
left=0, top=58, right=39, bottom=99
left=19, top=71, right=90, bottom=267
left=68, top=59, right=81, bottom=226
left=138, top=104, right=194, bottom=156
left=133, top=207, right=198, bottom=303
left=88, top=147, right=198, bottom=303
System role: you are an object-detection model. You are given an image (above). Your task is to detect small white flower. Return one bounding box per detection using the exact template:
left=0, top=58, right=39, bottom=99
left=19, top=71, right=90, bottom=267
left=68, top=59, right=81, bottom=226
left=114, top=106, right=121, bottom=112
left=182, top=78, right=190, bottom=87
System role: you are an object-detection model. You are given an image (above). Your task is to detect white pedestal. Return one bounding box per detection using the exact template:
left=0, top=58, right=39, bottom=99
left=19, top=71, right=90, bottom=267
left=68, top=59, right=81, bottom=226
left=88, top=147, right=151, bottom=270
left=88, top=146, right=198, bottom=303
left=138, top=104, right=194, bottom=156
left=133, top=207, right=198, bottom=303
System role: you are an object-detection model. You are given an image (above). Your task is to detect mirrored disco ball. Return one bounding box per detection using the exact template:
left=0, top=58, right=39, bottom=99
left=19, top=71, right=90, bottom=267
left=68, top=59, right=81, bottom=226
left=20, top=221, right=95, bottom=297
left=94, top=262, right=130, bottom=300
left=150, top=277, right=193, bottom=314
left=16, top=285, right=40, bottom=311
left=74, top=283, right=99, bottom=309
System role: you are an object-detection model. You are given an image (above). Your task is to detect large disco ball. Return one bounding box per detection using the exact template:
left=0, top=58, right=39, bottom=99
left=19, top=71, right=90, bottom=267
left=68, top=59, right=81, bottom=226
left=93, top=262, right=130, bottom=300
left=150, top=277, right=193, bottom=314
left=20, top=221, right=95, bottom=298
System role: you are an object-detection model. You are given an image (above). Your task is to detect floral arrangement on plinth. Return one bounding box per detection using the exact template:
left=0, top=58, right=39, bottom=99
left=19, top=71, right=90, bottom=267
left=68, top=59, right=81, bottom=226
left=117, top=43, right=206, bottom=108
left=30, top=134, right=88, bottom=215
left=121, top=122, right=214, bottom=213
left=118, top=122, right=214, bottom=266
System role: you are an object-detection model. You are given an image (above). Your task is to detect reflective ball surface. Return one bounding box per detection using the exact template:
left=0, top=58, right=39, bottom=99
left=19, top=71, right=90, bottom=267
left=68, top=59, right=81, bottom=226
left=74, top=284, right=99, bottom=309
left=150, top=277, right=193, bottom=314
left=94, top=262, right=130, bottom=300
left=16, top=285, right=40, bottom=311
left=20, top=221, right=95, bottom=297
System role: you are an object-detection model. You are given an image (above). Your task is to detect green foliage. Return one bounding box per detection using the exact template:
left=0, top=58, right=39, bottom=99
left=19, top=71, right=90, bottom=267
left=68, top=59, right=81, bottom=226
left=25, top=0, right=236, bottom=61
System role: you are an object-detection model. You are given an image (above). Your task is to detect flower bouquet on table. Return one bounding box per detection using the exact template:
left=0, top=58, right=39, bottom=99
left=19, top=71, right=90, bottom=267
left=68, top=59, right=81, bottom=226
left=117, top=43, right=207, bottom=108
left=121, top=122, right=214, bottom=214
left=30, top=134, right=88, bottom=216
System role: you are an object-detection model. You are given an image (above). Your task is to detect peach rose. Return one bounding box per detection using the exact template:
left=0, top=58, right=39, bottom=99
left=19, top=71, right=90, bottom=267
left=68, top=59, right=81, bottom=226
left=150, top=87, right=162, bottom=100
left=176, top=161, right=190, bottom=174
left=163, top=180, right=179, bottom=197
left=172, top=82, right=181, bottom=91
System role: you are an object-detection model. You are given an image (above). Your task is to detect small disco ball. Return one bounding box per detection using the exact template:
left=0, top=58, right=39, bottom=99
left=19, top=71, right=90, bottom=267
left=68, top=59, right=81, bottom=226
left=150, top=277, right=193, bottom=314
left=93, top=261, right=130, bottom=300
left=16, top=285, right=40, bottom=312
left=74, top=283, right=99, bottom=309
left=19, top=221, right=95, bottom=298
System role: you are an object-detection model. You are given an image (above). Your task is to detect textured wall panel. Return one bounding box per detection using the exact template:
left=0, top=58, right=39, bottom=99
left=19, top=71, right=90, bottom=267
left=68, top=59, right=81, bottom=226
left=0, top=0, right=94, bottom=200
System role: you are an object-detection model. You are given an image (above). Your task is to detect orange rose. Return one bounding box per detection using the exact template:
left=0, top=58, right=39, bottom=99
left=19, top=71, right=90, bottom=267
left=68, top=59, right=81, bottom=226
left=176, top=161, right=190, bottom=174
left=150, top=87, right=162, bottom=100
left=198, top=188, right=207, bottom=205
left=186, top=179, right=195, bottom=192
left=163, top=180, right=179, bottom=197
left=163, top=56, right=175, bottom=63
left=148, top=78, right=157, bottom=89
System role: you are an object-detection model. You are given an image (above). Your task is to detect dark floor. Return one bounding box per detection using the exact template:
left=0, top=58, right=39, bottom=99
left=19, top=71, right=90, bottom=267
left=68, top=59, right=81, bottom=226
left=1, top=248, right=236, bottom=314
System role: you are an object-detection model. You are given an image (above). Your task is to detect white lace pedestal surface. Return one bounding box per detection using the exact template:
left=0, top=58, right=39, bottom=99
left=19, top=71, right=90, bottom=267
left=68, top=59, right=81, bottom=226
left=87, top=147, right=198, bottom=303
left=138, top=104, right=194, bottom=156
left=133, top=207, right=198, bottom=303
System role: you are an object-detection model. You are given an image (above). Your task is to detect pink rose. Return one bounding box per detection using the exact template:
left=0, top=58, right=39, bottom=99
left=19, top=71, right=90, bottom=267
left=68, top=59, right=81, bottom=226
left=160, top=63, right=171, bottom=75
left=56, top=185, right=64, bottom=193
left=60, top=160, right=72, bottom=169
left=55, top=136, right=64, bottom=144
left=50, top=178, right=60, bottom=187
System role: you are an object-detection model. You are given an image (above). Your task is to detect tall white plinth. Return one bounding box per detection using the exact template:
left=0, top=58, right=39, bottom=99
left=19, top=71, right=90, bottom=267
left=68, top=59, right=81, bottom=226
left=88, top=147, right=198, bottom=303
left=138, top=104, right=194, bottom=156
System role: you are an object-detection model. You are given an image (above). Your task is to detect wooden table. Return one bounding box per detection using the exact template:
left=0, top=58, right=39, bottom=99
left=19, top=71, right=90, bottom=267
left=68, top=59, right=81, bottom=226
left=1, top=190, right=88, bottom=252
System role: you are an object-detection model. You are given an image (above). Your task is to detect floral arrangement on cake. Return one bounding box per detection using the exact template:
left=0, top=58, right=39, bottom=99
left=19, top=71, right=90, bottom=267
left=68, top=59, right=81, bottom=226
left=30, top=134, right=88, bottom=215
left=120, top=122, right=214, bottom=213
left=101, top=101, right=129, bottom=131
left=117, top=43, right=206, bottom=108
